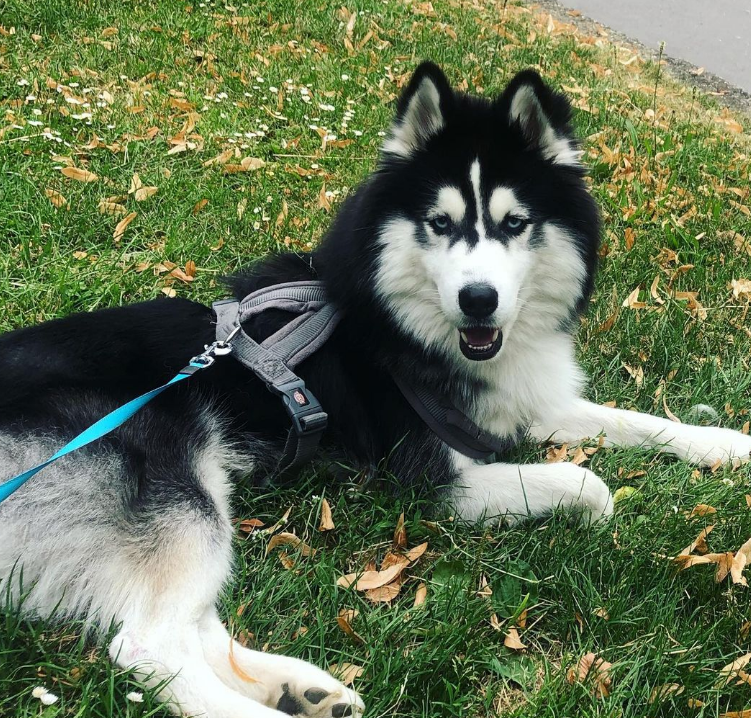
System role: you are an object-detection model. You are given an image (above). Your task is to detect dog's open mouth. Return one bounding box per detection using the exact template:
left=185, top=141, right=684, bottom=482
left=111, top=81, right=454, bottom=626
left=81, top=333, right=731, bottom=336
left=459, top=327, right=503, bottom=361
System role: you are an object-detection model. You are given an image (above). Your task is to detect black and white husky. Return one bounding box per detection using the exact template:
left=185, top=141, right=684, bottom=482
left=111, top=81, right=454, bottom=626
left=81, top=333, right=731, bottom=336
left=1, top=62, right=750, bottom=717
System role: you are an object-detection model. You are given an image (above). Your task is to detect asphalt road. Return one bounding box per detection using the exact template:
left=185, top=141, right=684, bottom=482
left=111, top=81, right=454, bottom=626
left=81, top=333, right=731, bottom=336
left=555, top=0, right=751, bottom=95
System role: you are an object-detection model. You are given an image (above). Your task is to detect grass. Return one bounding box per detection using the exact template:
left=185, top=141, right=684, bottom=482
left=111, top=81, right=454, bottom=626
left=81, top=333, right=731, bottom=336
left=1, top=0, right=750, bottom=716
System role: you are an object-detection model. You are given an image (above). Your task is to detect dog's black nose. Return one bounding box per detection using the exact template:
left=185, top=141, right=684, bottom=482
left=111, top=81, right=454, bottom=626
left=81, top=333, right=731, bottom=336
left=458, top=283, right=498, bottom=319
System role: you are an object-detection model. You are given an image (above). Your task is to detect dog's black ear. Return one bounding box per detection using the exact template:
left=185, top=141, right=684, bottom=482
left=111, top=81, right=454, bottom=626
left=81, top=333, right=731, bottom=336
left=382, top=61, right=452, bottom=158
left=500, top=70, right=580, bottom=165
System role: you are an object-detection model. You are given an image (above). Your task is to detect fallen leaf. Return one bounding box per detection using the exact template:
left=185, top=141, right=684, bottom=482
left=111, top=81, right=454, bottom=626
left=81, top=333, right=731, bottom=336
left=622, top=363, right=644, bottom=387
left=566, top=652, right=613, bottom=698
left=134, top=186, right=158, bottom=202
left=504, top=627, right=526, bottom=651
left=278, top=551, right=296, bottom=570
left=161, top=287, right=177, bottom=298
left=113, top=211, right=137, bottom=241
left=318, top=183, right=331, bottom=211
left=237, top=198, right=247, bottom=220
left=184, top=260, right=196, bottom=278
left=719, top=711, right=751, bottom=718
left=98, top=200, right=128, bottom=216
left=718, top=652, right=751, bottom=686
left=319, top=498, right=335, bottom=531
left=203, top=149, right=234, bottom=167
left=624, top=227, right=635, bottom=251
left=681, top=525, right=715, bottom=556
left=404, top=541, right=428, bottom=563
left=192, top=198, right=209, bottom=215
left=265, top=532, right=316, bottom=557
left=241, top=156, right=265, bottom=171
left=328, top=663, right=363, bottom=686
left=45, top=189, right=67, bottom=208
left=730, top=279, right=751, bottom=301
left=366, top=579, right=404, bottom=603
left=337, top=562, right=406, bottom=591
left=689, top=504, right=717, bottom=518
left=393, top=512, right=407, bottom=549
left=236, top=518, right=264, bottom=534
left=129, top=173, right=143, bottom=193
left=730, top=537, right=751, bottom=585
left=169, top=266, right=195, bottom=283
left=649, top=683, right=684, bottom=703
left=60, top=167, right=98, bottom=182
left=336, top=609, right=365, bottom=644
left=622, top=287, right=646, bottom=309
left=414, top=582, right=427, bottom=607
left=275, top=199, right=289, bottom=227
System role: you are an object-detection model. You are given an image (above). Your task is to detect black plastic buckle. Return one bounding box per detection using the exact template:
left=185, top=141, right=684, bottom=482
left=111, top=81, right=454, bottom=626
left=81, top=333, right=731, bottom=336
left=272, top=379, right=328, bottom=436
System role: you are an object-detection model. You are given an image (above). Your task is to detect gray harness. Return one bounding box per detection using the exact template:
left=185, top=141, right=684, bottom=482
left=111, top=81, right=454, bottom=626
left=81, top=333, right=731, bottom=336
left=213, top=280, right=512, bottom=474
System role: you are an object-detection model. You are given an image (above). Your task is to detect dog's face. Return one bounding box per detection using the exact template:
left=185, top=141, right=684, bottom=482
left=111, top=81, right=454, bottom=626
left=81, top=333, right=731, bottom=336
left=371, top=62, right=599, bottom=366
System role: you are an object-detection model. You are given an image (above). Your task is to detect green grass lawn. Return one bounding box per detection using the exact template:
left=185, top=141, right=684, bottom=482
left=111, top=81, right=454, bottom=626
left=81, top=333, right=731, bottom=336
left=1, top=0, right=751, bottom=716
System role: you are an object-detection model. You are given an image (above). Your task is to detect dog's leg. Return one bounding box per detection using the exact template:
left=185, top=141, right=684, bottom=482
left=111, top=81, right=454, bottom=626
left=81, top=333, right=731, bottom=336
left=199, top=609, right=365, bottom=718
left=107, top=513, right=293, bottom=718
left=530, top=397, right=751, bottom=467
left=449, top=454, right=613, bottom=524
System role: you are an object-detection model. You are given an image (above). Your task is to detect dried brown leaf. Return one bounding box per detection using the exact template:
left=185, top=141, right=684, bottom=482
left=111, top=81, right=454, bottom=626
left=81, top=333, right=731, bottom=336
left=336, top=612, right=365, bottom=644
left=689, top=504, right=717, bottom=518
left=318, top=183, right=331, bottom=212
left=236, top=518, right=264, bottom=534
left=319, top=498, right=335, bottom=531
left=649, top=683, right=684, bottom=703
left=393, top=512, right=407, bottom=549
left=337, top=563, right=406, bottom=591
left=365, top=578, right=404, bottom=603
left=192, top=198, right=209, bottom=215
left=203, top=149, right=234, bottom=167
left=113, top=212, right=137, bottom=241
left=414, top=582, right=427, bottom=607
left=730, top=537, right=751, bottom=585
left=134, top=186, right=158, bottom=202
left=129, top=172, right=143, bottom=193
left=45, top=189, right=67, bottom=208
left=265, top=532, right=316, bottom=557
left=718, top=652, right=751, bottom=686
left=61, top=166, right=98, bottom=182
left=98, top=200, right=128, bottom=217
left=503, top=627, right=526, bottom=651
left=404, top=541, right=428, bottom=563
left=328, top=663, right=363, bottom=686
left=566, top=652, right=613, bottom=698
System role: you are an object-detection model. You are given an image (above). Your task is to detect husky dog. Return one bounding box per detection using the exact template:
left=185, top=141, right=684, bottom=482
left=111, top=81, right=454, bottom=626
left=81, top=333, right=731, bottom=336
left=1, top=62, right=750, bottom=717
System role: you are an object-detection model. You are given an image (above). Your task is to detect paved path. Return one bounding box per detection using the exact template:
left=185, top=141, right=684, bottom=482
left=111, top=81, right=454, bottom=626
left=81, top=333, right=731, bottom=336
left=554, top=0, right=751, bottom=95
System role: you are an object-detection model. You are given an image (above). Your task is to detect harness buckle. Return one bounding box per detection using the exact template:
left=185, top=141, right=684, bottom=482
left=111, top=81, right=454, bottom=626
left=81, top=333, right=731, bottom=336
left=272, top=379, right=328, bottom=436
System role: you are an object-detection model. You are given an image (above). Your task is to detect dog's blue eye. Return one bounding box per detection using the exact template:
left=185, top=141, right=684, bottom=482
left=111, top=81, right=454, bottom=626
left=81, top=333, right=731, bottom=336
left=503, top=216, right=527, bottom=232
left=429, top=216, right=451, bottom=233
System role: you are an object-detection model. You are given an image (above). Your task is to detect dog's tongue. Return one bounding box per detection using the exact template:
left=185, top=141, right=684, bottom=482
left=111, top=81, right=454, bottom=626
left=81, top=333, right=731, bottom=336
left=463, top=327, right=495, bottom=346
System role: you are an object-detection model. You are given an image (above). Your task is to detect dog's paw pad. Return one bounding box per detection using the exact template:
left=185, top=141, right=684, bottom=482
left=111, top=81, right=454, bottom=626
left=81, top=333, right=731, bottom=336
left=276, top=681, right=364, bottom=718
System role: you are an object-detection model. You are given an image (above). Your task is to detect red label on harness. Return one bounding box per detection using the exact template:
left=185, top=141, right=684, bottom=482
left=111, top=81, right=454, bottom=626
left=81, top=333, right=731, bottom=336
left=293, top=389, right=309, bottom=406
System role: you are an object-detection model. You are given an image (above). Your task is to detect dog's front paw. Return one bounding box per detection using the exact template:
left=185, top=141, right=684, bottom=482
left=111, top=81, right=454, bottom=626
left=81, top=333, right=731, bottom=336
left=274, top=670, right=364, bottom=718
left=679, top=426, right=751, bottom=467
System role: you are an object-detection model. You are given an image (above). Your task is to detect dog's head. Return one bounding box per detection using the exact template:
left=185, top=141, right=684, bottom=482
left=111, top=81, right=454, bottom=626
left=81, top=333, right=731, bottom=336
left=354, top=62, right=599, bottom=366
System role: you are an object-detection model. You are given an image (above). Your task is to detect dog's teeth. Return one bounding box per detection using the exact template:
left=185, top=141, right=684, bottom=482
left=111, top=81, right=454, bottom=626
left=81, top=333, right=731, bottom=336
left=491, top=330, right=499, bottom=342
left=460, top=331, right=469, bottom=343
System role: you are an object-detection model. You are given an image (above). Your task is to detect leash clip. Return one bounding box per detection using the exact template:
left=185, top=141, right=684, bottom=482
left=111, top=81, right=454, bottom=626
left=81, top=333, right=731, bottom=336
left=190, top=326, right=240, bottom=367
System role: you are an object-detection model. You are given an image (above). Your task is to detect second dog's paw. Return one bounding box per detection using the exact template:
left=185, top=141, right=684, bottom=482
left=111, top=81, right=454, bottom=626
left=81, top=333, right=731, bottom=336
left=680, top=426, right=751, bottom=467
left=274, top=674, right=364, bottom=718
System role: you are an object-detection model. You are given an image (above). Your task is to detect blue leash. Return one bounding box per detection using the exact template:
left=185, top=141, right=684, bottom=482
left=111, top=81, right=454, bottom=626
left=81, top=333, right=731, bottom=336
left=0, top=338, right=235, bottom=505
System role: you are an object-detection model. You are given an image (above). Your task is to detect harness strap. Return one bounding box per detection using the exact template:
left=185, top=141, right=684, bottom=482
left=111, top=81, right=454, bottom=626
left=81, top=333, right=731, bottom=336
left=213, top=281, right=341, bottom=475
left=389, top=371, right=516, bottom=460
